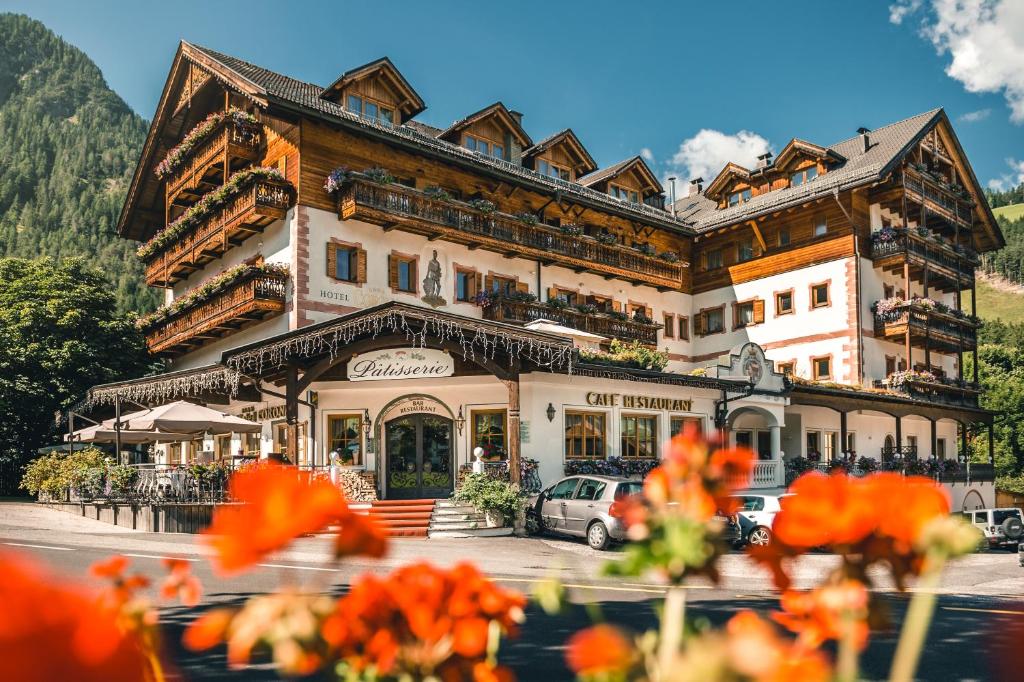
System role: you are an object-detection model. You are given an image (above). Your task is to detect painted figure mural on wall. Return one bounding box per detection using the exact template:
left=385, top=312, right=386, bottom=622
left=421, top=250, right=446, bottom=307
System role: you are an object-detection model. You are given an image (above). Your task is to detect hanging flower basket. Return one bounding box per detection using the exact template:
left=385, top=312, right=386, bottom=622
left=324, top=167, right=351, bottom=195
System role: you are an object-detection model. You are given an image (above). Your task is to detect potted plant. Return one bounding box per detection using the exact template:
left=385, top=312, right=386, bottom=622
left=514, top=211, right=538, bottom=225
left=452, top=473, right=524, bottom=527
left=595, top=231, right=619, bottom=245
left=424, top=185, right=453, bottom=202
left=363, top=167, right=395, bottom=185
left=324, top=166, right=350, bottom=195
left=560, top=223, right=584, bottom=237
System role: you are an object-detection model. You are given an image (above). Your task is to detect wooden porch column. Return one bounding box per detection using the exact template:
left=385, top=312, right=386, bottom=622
left=285, top=362, right=300, bottom=464
left=904, top=261, right=912, bottom=369
left=839, top=411, right=848, bottom=458
left=503, top=376, right=522, bottom=485
left=895, top=416, right=903, bottom=452
left=930, top=419, right=938, bottom=459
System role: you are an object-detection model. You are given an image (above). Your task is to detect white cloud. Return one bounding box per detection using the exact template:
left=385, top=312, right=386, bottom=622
left=988, top=158, right=1024, bottom=191
left=665, top=129, right=772, bottom=186
left=639, top=147, right=655, bottom=162
left=892, top=0, right=1024, bottom=123
left=958, top=108, right=991, bottom=123
left=889, top=0, right=922, bottom=25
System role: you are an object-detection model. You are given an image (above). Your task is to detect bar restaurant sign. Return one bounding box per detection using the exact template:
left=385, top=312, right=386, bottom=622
left=585, top=392, right=692, bottom=411
left=347, top=348, right=455, bottom=382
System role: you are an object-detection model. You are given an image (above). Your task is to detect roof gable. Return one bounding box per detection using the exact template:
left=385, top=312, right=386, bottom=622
left=438, top=102, right=532, bottom=148
left=523, top=129, right=598, bottom=175
left=704, top=162, right=753, bottom=200
left=773, top=138, right=844, bottom=170
left=319, top=57, right=426, bottom=120
left=578, top=156, right=663, bottom=194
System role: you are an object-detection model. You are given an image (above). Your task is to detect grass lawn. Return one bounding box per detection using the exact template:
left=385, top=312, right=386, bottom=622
left=993, top=203, right=1024, bottom=222
left=968, top=277, right=1024, bottom=323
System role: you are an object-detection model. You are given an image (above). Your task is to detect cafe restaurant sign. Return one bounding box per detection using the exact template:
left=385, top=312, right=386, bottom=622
left=347, top=348, right=455, bottom=382
left=585, top=392, right=692, bottom=411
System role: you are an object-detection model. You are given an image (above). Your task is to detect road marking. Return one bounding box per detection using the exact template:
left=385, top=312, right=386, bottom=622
left=942, top=606, right=1024, bottom=616
left=257, top=563, right=338, bottom=572
left=495, top=578, right=711, bottom=595
left=123, top=553, right=200, bottom=563
left=3, top=542, right=74, bottom=551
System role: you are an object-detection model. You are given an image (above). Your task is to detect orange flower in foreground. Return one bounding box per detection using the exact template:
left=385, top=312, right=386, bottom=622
left=725, top=610, right=831, bottom=682
left=565, top=624, right=634, bottom=676
left=182, top=608, right=234, bottom=652
left=334, top=512, right=389, bottom=560
left=772, top=472, right=878, bottom=548
left=323, top=561, right=524, bottom=677
left=772, top=580, right=869, bottom=650
left=203, top=464, right=362, bottom=573
left=160, top=558, right=202, bottom=606
left=0, top=550, right=150, bottom=682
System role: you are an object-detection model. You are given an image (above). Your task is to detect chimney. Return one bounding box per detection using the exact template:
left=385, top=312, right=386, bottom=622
left=857, top=127, right=871, bottom=153
left=688, top=177, right=704, bottom=197
left=756, top=152, right=773, bottom=169
left=509, top=110, right=524, bottom=125
left=668, top=177, right=677, bottom=215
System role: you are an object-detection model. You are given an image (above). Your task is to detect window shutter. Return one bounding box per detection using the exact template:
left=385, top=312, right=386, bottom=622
left=612, top=300, right=623, bottom=313
left=695, top=313, right=706, bottom=337
left=356, top=249, right=367, bottom=283
left=679, top=316, right=689, bottom=340
left=547, top=287, right=559, bottom=302
left=388, top=255, right=399, bottom=290
left=753, top=299, right=765, bottom=324
left=644, top=306, right=653, bottom=319
left=473, top=272, right=483, bottom=297
left=326, top=243, right=338, bottom=279
left=409, top=259, right=418, bottom=293
left=516, top=281, right=529, bottom=294
left=485, top=274, right=495, bottom=293
left=585, top=295, right=597, bottom=306
left=732, top=304, right=740, bottom=329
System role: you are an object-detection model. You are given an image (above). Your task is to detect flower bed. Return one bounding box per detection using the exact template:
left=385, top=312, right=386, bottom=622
left=564, top=457, right=659, bottom=479
left=137, top=262, right=288, bottom=331
left=579, top=339, right=669, bottom=371
left=154, top=108, right=259, bottom=180
left=138, top=167, right=285, bottom=262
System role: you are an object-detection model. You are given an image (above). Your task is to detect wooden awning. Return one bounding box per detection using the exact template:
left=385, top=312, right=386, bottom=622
left=789, top=384, right=993, bottom=424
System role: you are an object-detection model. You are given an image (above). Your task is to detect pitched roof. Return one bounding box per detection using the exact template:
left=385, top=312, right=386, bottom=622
left=119, top=42, right=691, bottom=240
left=578, top=155, right=663, bottom=193
left=522, top=128, right=598, bottom=174
left=437, top=101, right=532, bottom=147
left=675, top=109, right=945, bottom=232
left=318, top=56, right=426, bottom=119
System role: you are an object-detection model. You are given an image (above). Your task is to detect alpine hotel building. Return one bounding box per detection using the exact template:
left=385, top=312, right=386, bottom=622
left=81, top=43, right=1004, bottom=509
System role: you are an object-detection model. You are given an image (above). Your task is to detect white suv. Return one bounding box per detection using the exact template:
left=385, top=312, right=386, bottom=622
left=962, top=508, right=1024, bottom=549
left=731, top=494, right=789, bottom=546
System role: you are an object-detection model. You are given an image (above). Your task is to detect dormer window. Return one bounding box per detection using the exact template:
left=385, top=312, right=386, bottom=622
left=346, top=94, right=394, bottom=127
left=537, top=159, right=571, bottom=181
left=790, top=166, right=819, bottom=187
left=465, top=134, right=504, bottom=160
left=728, top=188, right=752, bottom=207
left=610, top=184, right=639, bottom=204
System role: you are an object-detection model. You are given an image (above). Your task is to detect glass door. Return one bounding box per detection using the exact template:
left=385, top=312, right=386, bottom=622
left=385, top=414, right=454, bottom=499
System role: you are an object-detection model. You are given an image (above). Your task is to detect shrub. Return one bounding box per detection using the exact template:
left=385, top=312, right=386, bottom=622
left=563, top=458, right=658, bottom=479
left=452, top=473, right=525, bottom=526
left=20, top=452, right=66, bottom=498
left=579, top=339, right=669, bottom=371
left=107, top=465, right=138, bottom=499
left=21, top=447, right=108, bottom=499
left=855, top=456, right=879, bottom=474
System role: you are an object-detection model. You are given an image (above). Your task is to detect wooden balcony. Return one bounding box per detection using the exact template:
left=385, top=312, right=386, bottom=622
left=873, top=303, right=978, bottom=352
left=873, top=376, right=980, bottom=409
left=338, top=177, right=685, bottom=290
left=901, top=167, right=975, bottom=232
left=870, top=229, right=977, bottom=292
left=144, top=271, right=287, bottom=355
left=165, top=118, right=262, bottom=212
left=481, top=298, right=661, bottom=345
left=144, top=179, right=294, bottom=287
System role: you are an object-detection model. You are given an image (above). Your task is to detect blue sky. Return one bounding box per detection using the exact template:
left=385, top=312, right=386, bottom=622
left=4, top=0, right=1022, bottom=191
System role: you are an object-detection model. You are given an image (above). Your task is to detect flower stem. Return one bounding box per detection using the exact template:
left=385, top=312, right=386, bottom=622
left=836, top=610, right=860, bottom=682
left=657, top=586, right=686, bottom=678
left=889, top=550, right=947, bottom=682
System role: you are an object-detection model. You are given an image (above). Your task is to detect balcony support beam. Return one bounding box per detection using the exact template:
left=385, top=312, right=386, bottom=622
left=931, top=418, right=938, bottom=459
left=503, top=375, right=521, bottom=486
left=840, top=411, right=848, bottom=459
left=895, top=415, right=903, bottom=451
left=285, top=361, right=300, bottom=463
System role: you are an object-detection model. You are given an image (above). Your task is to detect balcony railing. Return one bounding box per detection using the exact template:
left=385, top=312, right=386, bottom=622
left=165, top=118, right=263, bottom=209
left=873, top=303, right=978, bottom=352
left=901, top=167, right=975, bottom=231
left=144, top=271, right=287, bottom=355
left=339, top=177, right=685, bottom=289
left=873, top=376, right=981, bottom=409
left=145, top=179, right=294, bottom=286
left=481, top=298, right=661, bottom=345
left=870, top=228, right=977, bottom=288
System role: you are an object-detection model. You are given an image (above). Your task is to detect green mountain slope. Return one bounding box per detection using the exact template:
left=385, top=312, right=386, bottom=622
left=0, top=13, right=156, bottom=312
left=994, top=203, right=1024, bottom=222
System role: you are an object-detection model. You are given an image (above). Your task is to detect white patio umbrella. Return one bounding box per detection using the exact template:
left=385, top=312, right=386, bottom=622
left=64, top=424, right=194, bottom=444
left=115, top=400, right=262, bottom=435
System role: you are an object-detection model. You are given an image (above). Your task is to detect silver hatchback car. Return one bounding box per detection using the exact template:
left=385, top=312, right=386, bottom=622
left=527, top=475, right=643, bottom=550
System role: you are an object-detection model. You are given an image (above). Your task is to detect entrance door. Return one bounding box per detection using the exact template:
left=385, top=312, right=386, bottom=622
left=385, top=414, right=454, bottom=499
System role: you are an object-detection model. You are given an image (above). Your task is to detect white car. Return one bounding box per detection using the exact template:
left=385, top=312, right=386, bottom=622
left=731, top=494, right=789, bottom=546
left=961, top=508, right=1023, bottom=549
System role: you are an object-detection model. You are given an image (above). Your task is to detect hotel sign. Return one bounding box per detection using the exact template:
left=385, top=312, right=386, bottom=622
left=347, top=348, right=455, bottom=382
left=585, top=392, right=692, bottom=411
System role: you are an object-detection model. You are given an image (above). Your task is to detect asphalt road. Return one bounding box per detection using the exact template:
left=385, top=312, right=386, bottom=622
left=2, top=503, right=1022, bottom=681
